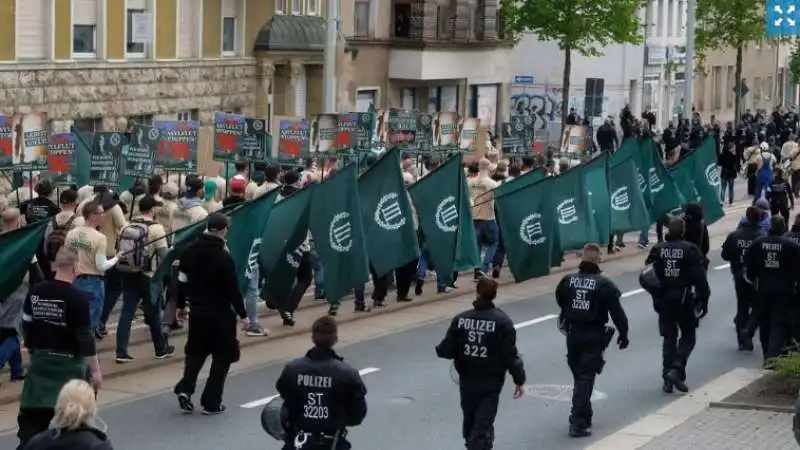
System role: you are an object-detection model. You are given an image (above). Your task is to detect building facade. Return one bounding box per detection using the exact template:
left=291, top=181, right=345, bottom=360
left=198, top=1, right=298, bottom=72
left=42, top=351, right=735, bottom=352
left=0, top=0, right=512, bottom=137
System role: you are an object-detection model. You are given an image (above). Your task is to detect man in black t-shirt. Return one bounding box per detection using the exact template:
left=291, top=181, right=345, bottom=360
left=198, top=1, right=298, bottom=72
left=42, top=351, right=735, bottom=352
left=16, top=248, right=102, bottom=450
left=20, top=179, right=60, bottom=276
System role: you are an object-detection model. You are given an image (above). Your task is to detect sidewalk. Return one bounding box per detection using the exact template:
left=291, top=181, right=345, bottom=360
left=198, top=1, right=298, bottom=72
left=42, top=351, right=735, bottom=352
left=586, top=368, right=787, bottom=450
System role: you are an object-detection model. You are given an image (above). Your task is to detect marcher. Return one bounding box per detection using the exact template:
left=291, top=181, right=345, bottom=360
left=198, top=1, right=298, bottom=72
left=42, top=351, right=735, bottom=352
left=435, top=278, right=526, bottom=450
left=645, top=217, right=710, bottom=393
left=555, top=243, right=629, bottom=438
left=23, top=379, right=113, bottom=450
left=718, top=141, right=739, bottom=205
left=17, top=248, right=102, bottom=449
left=275, top=316, right=368, bottom=450
left=174, top=213, right=248, bottom=415
left=742, top=215, right=800, bottom=365
left=683, top=203, right=710, bottom=271
left=721, top=207, right=765, bottom=351
left=767, top=167, right=794, bottom=223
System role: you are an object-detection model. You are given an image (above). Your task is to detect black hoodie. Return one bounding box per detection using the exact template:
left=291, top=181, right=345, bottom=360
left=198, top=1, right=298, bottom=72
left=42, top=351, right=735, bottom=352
left=24, top=426, right=113, bottom=450
left=683, top=204, right=710, bottom=260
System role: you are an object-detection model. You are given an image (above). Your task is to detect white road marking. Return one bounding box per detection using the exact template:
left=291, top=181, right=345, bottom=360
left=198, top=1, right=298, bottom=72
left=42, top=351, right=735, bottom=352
left=621, top=288, right=645, bottom=298
left=514, top=314, right=558, bottom=329
left=714, top=263, right=730, bottom=270
left=240, top=367, right=382, bottom=409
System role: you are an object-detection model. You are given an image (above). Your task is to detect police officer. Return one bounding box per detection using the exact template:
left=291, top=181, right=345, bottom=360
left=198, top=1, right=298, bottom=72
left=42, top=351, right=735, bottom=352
left=275, top=316, right=367, bottom=450
left=743, top=215, right=800, bottom=365
left=645, top=217, right=710, bottom=394
left=721, top=207, right=765, bottom=351
left=555, top=243, right=629, bottom=438
left=435, top=278, right=526, bottom=450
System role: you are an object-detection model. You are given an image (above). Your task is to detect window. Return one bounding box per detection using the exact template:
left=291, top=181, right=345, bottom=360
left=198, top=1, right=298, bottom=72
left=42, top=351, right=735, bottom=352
left=276, top=0, right=286, bottom=14
left=393, top=3, right=411, bottom=38
left=72, top=25, right=97, bottom=56
left=354, top=0, right=371, bottom=37
left=753, top=77, right=761, bottom=100
left=711, top=66, right=722, bottom=110
left=306, top=0, right=318, bottom=15
left=222, top=17, right=236, bottom=54
left=356, top=89, right=378, bottom=112
left=726, top=65, right=735, bottom=107
left=291, top=0, right=301, bottom=15
left=584, top=78, right=605, bottom=118
left=127, top=10, right=146, bottom=55
left=766, top=75, right=773, bottom=100
left=73, top=118, right=102, bottom=133
left=468, top=0, right=478, bottom=39
left=437, top=6, right=453, bottom=38
left=224, top=108, right=243, bottom=115
left=401, top=88, right=415, bottom=109
left=128, top=115, right=154, bottom=127
left=177, top=110, right=199, bottom=121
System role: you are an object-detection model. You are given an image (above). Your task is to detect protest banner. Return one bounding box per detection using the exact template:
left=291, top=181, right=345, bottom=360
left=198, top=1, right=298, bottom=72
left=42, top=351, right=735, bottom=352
left=213, top=112, right=246, bottom=162
left=459, top=117, right=480, bottom=151
left=154, top=120, right=199, bottom=172
left=273, top=116, right=310, bottom=163
left=240, top=117, right=268, bottom=162
left=89, top=132, right=124, bottom=186
left=385, top=109, right=417, bottom=150
left=0, top=113, right=48, bottom=171
left=123, top=124, right=159, bottom=178
left=313, top=114, right=338, bottom=153
left=47, top=133, right=78, bottom=186
left=436, top=112, right=459, bottom=147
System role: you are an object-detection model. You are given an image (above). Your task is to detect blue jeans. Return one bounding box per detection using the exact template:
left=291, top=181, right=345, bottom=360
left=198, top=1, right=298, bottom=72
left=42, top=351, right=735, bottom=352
left=416, top=248, right=447, bottom=291
left=754, top=175, right=770, bottom=202
left=0, top=336, right=22, bottom=377
left=354, top=285, right=366, bottom=309
left=73, top=275, right=105, bottom=331
left=117, top=273, right=167, bottom=356
left=474, top=220, right=499, bottom=273
left=638, top=227, right=650, bottom=246
left=245, top=265, right=261, bottom=327
left=313, top=261, right=325, bottom=298
left=720, top=177, right=734, bottom=204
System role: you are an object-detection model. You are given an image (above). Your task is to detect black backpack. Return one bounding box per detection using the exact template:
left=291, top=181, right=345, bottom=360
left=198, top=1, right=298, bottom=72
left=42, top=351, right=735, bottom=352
left=45, top=215, right=77, bottom=260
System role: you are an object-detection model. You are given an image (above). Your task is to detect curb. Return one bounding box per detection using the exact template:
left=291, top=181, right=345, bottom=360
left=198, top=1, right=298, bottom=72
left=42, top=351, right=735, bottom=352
left=0, top=216, right=742, bottom=407
left=708, top=401, right=794, bottom=414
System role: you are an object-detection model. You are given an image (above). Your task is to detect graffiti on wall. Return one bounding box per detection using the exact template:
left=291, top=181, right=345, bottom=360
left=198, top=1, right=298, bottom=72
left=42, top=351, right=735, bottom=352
left=510, top=91, right=562, bottom=130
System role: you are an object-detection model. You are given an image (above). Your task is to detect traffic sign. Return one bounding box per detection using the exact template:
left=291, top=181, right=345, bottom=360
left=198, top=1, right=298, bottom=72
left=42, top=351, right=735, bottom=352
left=766, top=0, right=800, bottom=37
left=514, top=75, right=535, bottom=85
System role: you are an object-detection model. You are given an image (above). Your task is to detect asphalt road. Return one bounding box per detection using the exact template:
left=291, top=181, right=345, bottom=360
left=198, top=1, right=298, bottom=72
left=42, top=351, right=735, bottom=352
left=0, top=250, right=759, bottom=450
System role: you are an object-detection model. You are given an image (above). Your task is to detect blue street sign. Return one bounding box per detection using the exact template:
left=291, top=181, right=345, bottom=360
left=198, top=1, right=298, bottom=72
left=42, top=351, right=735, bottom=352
left=766, top=0, right=800, bottom=37
left=514, top=75, right=535, bottom=85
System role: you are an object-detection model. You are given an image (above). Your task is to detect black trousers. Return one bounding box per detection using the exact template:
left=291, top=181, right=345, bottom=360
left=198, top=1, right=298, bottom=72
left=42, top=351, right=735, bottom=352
left=658, top=308, right=697, bottom=380
left=282, top=252, right=313, bottom=314
left=394, top=258, right=418, bottom=300
left=174, top=314, right=238, bottom=409
left=370, top=265, right=390, bottom=302
left=17, top=407, right=54, bottom=450
left=733, top=275, right=756, bottom=345
left=459, top=387, right=500, bottom=450
left=566, top=328, right=605, bottom=428
left=760, top=311, right=792, bottom=360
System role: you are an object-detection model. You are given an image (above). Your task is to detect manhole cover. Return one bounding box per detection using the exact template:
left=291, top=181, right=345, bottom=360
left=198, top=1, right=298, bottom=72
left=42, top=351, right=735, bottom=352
left=387, top=396, right=415, bottom=405
left=523, top=384, right=608, bottom=402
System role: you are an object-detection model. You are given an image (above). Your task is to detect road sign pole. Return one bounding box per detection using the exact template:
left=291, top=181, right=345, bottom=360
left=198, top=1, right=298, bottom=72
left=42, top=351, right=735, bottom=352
left=683, top=0, right=696, bottom=118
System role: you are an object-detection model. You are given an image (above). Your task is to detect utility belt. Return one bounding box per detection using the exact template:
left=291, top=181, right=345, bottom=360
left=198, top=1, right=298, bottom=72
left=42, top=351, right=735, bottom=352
left=292, top=429, right=346, bottom=449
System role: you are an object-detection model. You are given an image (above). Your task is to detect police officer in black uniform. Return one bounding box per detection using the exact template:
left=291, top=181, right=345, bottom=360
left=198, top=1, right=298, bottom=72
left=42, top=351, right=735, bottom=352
left=436, top=278, right=526, bottom=450
left=275, top=316, right=367, bottom=450
left=721, top=207, right=765, bottom=351
left=555, top=243, right=629, bottom=438
left=743, top=215, right=800, bottom=365
left=645, top=217, right=710, bottom=394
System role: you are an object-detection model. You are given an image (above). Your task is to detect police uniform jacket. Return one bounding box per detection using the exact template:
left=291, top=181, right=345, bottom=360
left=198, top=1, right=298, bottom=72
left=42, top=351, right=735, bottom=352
left=645, top=236, right=711, bottom=308
left=744, top=233, right=800, bottom=296
left=555, top=262, right=629, bottom=337
left=276, top=347, right=367, bottom=435
left=435, top=299, right=526, bottom=392
left=721, top=225, right=764, bottom=276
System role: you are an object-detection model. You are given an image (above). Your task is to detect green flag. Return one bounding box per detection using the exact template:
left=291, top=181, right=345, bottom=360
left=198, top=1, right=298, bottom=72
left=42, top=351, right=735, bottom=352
left=552, top=164, right=596, bottom=251
left=646, top=144, right=686, bottom=220
left=494, top=167, right=546, bottom=197
left=496, top=176, right=555, bottom=282
left=583, top=155, right=610, bottom=246
left=408, top=154, right=463, bottom=285
left=609, top=157, right=651, bottom=233
left=260, top=186, right=314, bottom=302
left=455, top=172, right=481, bottom=272
left=685, top=138, right=725, bottom=224
left=148, top=219, right=208, bottom=305
left=357, top=148, right=419, bottom=277
left=0, top=220, right=49, bottom=302
left=226, top=190, right=280, bottom=296
left=71, top=131, right=93, bottom=187
left=308, top=164, right=370, bottom=302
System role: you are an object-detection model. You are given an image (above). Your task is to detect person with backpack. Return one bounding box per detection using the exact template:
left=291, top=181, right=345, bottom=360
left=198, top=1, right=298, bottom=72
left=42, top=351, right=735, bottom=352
left=21, top=179, right=60, bottom=277
left=113, top=195, right=174, bottom=363
left=43, top=189, right=84, bottom=278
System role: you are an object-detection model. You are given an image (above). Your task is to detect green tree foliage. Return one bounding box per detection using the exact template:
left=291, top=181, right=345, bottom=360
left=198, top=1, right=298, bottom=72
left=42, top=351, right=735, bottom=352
left=501, top=0, right=646, bottom=133
left=695, top=0, right=766, bottom=124
left=789, top=39, right=800, bottom=85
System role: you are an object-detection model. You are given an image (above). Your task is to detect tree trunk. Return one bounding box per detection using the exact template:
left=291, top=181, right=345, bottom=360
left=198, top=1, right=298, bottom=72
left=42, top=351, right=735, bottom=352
left=734, top=45, right=743, bottom=129
left=561, top=46, right=572, bottom=152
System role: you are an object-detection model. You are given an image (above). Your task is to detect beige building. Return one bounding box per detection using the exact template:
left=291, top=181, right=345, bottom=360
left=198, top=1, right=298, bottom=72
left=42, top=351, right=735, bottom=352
left=0, top=0, right=512, bottom=137
left=693, top=42, right=784, bottom=123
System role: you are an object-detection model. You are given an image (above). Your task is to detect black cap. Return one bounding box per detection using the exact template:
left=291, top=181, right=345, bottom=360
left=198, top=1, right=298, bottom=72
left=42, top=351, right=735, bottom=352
left=138, top=195, right=162, bottom=213
left=207, top=212, right=230, bottom=232
left=186, top=177, right=204, bottom=193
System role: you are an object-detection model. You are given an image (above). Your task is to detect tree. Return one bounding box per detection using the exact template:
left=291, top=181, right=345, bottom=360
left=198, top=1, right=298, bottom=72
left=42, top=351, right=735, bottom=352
left=501, top=0, right=646, bottom=138
left=695, top=0, right=765, bottom=127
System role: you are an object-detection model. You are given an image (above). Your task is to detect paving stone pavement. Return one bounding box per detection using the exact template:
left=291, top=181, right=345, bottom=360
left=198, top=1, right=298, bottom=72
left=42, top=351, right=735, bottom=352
left=639, top=408, right=796, bottom=450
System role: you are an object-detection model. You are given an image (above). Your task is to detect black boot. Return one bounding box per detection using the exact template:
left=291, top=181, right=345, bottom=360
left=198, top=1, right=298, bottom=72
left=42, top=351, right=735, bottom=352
left=665, top=368, right=689, bottom=393
left=568, top=424, right=591, bottom=438
left=662, top=380, right=674, bottom=393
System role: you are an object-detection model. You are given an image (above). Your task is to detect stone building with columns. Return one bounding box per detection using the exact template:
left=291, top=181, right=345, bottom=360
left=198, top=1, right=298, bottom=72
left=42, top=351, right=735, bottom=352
left=0, top=0, right=512, bottom=136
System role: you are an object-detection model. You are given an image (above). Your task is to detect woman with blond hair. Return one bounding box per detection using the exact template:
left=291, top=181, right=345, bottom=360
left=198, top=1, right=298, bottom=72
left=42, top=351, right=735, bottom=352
left=23, top=379, right=112, bottom=449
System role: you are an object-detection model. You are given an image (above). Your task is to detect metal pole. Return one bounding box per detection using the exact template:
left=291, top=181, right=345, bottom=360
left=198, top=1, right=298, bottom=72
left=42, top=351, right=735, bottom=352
left=683, top=0, right=696, bottom=115
left=323, top=0, right=338, bottom=113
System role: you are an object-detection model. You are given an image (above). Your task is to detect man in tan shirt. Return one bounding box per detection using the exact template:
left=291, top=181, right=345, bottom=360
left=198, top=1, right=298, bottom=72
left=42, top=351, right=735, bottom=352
left=43, top=188, right=85, bottom=265
left=467, top=158, right=499, bottom=281
left=65, top=200, right=121, bottom=334
left=155, top=182, right=180, bottom=236
left=113, top=195, right=175, bottom=363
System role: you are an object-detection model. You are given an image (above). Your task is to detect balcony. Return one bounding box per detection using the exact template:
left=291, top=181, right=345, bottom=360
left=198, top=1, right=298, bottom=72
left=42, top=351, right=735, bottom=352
left=388, top=46, right=510, bottom=83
